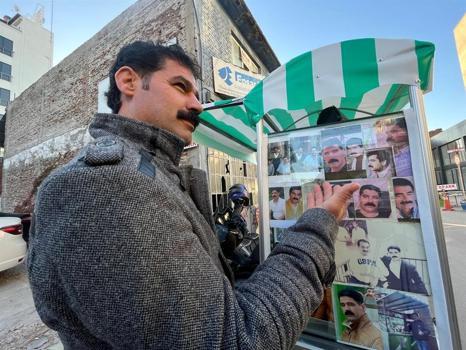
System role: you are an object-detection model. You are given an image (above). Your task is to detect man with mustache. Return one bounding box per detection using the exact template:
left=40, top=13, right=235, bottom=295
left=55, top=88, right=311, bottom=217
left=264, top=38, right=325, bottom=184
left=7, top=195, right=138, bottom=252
left=269, top=187, right=285, bottom=220
left=367, top=149, right=394, bottom=178
left=322, top=138, right=349, bottom=180
left=346, top=138, right=366, bottom=171
left=385, top=118, right=413, bottom=176
left=285, top=186, right=304, bottom=220
left=356, top=184, right=391, bottom=218
left=380, top=246, right=428, bottom=294
left=344, top=239, right=388, bottom=287
left=28, top=41, right=361, bottom=348
left=270, top=145, right=283, bottom=174
left=339, top=289, right=383, bottom=349
left=393, top=177, right=419, bottom=220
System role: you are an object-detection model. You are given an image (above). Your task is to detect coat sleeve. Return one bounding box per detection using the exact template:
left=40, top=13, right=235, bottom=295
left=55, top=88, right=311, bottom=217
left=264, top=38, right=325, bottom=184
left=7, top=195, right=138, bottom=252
left=29, top=165, right=337, bottom=350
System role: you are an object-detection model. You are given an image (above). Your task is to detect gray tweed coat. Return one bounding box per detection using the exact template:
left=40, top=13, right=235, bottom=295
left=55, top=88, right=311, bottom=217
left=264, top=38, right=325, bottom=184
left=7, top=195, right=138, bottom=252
left=28, top=114, right=337, bottom=349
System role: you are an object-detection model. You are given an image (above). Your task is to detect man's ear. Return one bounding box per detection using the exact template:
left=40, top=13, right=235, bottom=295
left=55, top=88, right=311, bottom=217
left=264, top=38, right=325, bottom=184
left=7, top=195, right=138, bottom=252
left=115, top=66, right=139, bottom=98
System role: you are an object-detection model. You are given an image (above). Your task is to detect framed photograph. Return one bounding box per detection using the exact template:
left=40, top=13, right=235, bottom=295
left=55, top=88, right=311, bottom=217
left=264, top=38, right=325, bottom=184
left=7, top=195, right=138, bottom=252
left=353, top=179, right=392, bottom=219
left=333, top=283, right=384, bottom=349
left=392, top=177, right=420, bottom=222
left=373, top=117, right=413, bottom=177
left=290, top=135, right=323, bottom=173
left=284, top=185, right=304, bottom=220
left=321, top=124, right=367, bottom=180
left=366, top=147, right=396, bottom=178
left=269, top=187, right=286, bottom=220
left=376, top=288, right=437, bottom=350
left=268, top=141, right=290, bottom=176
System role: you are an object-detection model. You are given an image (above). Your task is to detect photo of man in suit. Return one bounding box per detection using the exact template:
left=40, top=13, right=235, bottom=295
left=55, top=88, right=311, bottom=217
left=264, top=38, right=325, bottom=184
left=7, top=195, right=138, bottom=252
left=346, top=138, right=366, bottom=171
left=379, top=245, right=428, bottom=295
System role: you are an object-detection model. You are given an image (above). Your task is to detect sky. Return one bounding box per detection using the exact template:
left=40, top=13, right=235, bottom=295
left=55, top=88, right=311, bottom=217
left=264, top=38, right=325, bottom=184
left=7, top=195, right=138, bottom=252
left=0, top=0, right=465, bottom=131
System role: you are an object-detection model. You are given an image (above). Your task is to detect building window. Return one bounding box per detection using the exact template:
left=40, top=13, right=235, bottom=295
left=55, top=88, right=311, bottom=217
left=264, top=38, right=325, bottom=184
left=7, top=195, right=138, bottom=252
left=0, top=62, right=11, bottom=81
left=230, top=34, right=260, bottom=74
left=208, top=148, right=257, bottom=212
left=0, top=88, right=10, bottom=106
left=0, top=36, right=13, bottom=56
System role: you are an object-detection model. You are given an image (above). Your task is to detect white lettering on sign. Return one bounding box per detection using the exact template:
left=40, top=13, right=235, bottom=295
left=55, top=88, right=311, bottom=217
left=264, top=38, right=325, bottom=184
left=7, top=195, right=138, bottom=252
left=437, top=184, right=458, bottom=191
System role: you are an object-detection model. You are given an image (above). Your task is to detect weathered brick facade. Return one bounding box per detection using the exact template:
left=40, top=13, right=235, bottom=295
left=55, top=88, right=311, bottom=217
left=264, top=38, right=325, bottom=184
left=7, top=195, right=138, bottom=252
left=1, top=0, right=278, bottom=212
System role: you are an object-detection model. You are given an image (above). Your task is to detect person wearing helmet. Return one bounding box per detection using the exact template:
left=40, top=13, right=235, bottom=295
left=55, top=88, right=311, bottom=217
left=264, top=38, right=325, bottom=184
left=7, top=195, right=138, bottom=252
left=217, top=184, right=259, bottom=279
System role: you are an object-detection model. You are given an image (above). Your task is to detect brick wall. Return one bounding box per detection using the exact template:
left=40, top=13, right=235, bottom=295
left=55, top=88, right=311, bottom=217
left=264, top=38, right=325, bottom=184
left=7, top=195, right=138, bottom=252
left=1, top=0, right=270, bottom=212
left=2, top=0, right=194, bottom=211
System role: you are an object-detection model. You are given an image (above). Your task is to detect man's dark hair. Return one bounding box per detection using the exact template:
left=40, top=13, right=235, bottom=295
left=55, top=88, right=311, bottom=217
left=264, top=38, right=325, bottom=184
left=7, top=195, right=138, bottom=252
left=357, top=238, right=370, bottom=247
left=322, top=137, right=343, bottom=150
left=367, top=149, right=388, bottom=164
left=394, top=117, right=407, bottom=131
left=338, top=289, right=364, bottom=304
left=359, top=184, right=381, bottom=197
left=387, top=245, right=401, bottom=252
left=317, top=106, right=348, bottom=125
left=289, top=186, right=302, bottom=195
left=393, top=177, right=414, bottom=191
left=346, top=138, right=362, bottom=148
left=106, top=41, right=198, bottom=113
left=270, top=187, right=282, bottom=194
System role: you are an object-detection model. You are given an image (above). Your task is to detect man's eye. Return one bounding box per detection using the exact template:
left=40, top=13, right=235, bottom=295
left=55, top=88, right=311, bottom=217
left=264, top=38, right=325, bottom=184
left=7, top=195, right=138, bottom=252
left=174, top=83, right=187, bottom=92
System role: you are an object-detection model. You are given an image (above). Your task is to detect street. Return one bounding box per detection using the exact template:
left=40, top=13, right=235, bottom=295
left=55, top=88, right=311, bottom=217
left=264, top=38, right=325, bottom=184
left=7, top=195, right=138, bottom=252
left=1, top=210, right=465, bottom=349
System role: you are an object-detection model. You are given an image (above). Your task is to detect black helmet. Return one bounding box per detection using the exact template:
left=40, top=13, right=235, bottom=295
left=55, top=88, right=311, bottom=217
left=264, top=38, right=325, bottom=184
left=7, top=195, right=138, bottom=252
left=228, top=184, right=250, bottom=206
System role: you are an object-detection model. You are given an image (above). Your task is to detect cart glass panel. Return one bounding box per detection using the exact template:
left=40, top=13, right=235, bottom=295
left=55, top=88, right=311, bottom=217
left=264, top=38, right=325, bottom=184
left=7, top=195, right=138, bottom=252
left=267, top=113, right=438, bottom=350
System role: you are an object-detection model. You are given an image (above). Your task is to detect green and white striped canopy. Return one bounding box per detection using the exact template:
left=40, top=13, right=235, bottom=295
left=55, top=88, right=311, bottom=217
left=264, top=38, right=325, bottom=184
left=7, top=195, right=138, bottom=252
left=196, top=38, right=435, bottom=161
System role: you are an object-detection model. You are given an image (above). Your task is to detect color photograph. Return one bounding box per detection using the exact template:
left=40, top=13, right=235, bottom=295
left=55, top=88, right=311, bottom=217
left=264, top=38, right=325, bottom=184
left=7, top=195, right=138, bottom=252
left=353, top=179, right=392, bottom=219
left=268, top=141, right=290, bottom=176
left=321, top=124, right=367, bottom=180
left=376, top=289, right=437, bottom=350
left=290, top=135, right=323, bottom=173
left=393, top=177, right=420, bottom=222
left=333, top=283, right=384, bottom=350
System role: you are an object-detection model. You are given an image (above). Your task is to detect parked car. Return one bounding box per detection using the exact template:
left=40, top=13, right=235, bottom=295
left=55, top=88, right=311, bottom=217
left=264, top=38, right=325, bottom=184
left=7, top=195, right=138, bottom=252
left=0, top=213, right=29, bottom=272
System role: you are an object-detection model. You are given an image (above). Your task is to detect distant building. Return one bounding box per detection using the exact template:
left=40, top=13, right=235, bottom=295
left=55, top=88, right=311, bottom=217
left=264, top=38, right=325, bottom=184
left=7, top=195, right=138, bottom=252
left=1, top=0, right=279, bottom=212
left=454, top=13, right=466, bottom=89
left=431, top=120, right=466, bottom=191
left=0, top=10, right=53, bottom=117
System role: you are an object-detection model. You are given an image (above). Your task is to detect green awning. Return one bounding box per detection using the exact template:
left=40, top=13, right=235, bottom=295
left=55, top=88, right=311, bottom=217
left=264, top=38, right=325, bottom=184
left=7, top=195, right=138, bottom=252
left=197, top=38, right=435, bottom=160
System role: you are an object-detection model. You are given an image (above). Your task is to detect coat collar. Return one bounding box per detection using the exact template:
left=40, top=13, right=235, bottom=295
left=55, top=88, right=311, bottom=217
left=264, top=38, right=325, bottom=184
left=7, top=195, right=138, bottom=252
left=89, top=113, right=186, bottom=166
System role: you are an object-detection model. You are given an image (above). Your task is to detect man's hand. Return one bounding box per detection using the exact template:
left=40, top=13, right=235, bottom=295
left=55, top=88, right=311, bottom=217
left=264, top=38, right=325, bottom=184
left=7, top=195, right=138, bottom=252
left=307, top=182, right=359, bottom=221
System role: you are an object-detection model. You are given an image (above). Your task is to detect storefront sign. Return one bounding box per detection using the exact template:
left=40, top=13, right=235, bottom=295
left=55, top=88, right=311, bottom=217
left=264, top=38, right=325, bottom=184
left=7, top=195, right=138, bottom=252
left=437, top=184, right=458, bottom=191
left=212, top=57, right=264, bottom=98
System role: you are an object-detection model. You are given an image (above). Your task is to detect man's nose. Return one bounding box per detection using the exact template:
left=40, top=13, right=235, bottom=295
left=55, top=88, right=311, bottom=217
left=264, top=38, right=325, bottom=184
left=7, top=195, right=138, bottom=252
left=188, top=93, right=203, bottom=114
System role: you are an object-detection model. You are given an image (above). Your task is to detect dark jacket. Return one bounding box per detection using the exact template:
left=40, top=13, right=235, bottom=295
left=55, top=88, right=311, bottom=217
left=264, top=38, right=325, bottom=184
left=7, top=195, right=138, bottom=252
left=381, top=256, right=428, bottom=295
left=28, top=113, right=337, bottom=349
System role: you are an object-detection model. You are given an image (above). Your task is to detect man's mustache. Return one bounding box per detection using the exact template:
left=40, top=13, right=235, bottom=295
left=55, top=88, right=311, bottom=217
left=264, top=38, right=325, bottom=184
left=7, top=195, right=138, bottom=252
left=364, top=202, right=377, bottom=207
left=177, top=110, right=200, bottom=129
left=345, top=311, right=355, bottom=316
left=400, top=201, right=413, bottom=205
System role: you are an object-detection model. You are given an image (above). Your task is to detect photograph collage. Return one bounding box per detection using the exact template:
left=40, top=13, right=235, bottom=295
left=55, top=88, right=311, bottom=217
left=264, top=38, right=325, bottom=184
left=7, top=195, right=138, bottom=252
left=267, top=115, right=436, bottom=350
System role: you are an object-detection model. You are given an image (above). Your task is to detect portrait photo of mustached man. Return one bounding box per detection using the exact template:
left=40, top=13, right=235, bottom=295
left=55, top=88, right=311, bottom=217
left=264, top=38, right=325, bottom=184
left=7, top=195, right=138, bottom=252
left=393, top=177, right=420, bottom=221
left=321, top=125, right=367, bottom=180
left=353, top=179, right=392, bottom=219
left=336, top=287, right=383, bottom=350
